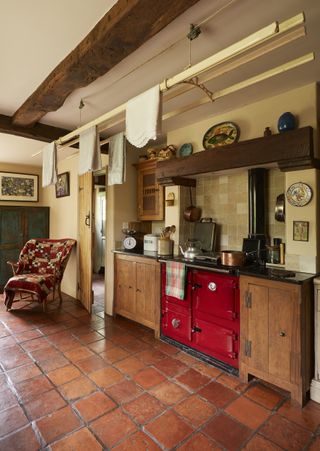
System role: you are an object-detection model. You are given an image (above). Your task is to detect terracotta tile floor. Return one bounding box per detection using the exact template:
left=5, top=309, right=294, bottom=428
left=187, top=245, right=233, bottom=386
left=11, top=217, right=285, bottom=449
left=0, top=294, right=319, bottom=450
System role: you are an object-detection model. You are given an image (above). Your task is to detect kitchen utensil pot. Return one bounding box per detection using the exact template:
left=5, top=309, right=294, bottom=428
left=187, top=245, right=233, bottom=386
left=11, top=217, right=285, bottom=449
left=184, top=187, right=201, bottom=222
left=275, top=193, right=285, bottom=222
left=221, top=250, right=246, bottom=267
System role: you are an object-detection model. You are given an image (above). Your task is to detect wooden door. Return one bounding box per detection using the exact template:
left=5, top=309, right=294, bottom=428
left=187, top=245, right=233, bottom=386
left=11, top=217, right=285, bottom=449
left=79, top=173, right=93, bottom=313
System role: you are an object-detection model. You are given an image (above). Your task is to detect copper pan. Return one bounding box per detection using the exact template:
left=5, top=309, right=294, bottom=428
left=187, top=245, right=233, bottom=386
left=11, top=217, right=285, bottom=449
left=221, top=250, right=246, bottom=267
left=184, top=187, right=201, bottom=222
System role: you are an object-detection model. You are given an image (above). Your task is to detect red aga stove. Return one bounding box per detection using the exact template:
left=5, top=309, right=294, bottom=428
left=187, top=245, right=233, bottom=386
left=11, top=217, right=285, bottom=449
left=161, top=264, right=240, bottom=370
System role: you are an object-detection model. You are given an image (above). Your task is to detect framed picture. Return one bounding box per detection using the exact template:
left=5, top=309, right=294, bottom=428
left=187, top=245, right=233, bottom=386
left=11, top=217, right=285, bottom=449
left=293, top=221, right=309, bottom=242
left=0, top=172, right=38, bottom=202
left=55, top=172, right=70, bottom=198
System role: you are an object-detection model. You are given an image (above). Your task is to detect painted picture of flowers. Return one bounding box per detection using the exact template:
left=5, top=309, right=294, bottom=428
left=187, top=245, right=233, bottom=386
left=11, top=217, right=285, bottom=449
left=0, top=172, right=39, bottom=202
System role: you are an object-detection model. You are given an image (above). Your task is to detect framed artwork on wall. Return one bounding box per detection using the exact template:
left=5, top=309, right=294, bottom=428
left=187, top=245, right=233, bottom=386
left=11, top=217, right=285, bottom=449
left=293, top=220, right=309, bottom=242
left=0, top=172, right=39, bottom=202
left=55, top=172, right=70, bottom=198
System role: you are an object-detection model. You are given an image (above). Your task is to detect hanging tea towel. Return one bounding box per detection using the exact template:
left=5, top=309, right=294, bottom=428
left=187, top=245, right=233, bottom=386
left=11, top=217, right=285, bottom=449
left=125, top=85, right=162, bottom=148
left=108, top=132, right=126, bottom=185
left=165, top=261, right=186, bottom=300
left=79, top=126, right=102, bottom=175
left=42, top=141, right=57, bottom=187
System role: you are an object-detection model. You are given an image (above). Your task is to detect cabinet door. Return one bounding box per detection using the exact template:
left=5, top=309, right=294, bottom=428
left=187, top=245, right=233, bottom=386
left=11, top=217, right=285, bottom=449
left=137, top=162, right=164, bottom=220
left=115, top=258, right=136, bottom=317
left=25, top=207, right=49, bottom=240
left=136, top=262, right=156, bottom=327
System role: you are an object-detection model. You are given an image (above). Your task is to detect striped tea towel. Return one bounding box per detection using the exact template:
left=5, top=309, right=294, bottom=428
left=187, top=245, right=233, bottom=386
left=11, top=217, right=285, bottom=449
left=165, top=261, right=186, bottom=300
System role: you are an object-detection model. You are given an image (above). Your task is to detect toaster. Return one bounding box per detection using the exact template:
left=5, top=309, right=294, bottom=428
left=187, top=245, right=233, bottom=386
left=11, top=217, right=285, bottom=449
left=143, top=234, right=159, bottom=252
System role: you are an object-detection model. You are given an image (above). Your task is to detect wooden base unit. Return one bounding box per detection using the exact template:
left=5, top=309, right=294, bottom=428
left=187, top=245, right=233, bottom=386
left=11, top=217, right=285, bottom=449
left=240, top=275, right=313, bottom=406
left=114, top=253, right=160, bottom=337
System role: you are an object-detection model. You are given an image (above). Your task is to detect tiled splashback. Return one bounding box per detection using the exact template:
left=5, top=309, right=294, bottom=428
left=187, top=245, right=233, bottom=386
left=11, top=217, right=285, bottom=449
left=178, top=169, right=285, bottom=251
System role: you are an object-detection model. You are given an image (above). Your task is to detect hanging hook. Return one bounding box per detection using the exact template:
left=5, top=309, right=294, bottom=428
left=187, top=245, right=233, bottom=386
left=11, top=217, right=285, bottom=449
left=187, top=24, right=201, bottom=41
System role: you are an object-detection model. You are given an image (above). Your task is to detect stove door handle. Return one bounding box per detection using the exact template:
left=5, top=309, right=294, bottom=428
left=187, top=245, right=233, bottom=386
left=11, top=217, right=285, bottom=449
left=171, top=318, right=181, bottom=329
left=208, top=282, right=217, bottom=291
left=191, top=283, right=202, bottom=291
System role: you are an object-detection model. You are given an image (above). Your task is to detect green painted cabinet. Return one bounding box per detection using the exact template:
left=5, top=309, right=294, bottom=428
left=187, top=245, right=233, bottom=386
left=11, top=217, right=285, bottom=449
left=0, top=206, right=49, bottom=290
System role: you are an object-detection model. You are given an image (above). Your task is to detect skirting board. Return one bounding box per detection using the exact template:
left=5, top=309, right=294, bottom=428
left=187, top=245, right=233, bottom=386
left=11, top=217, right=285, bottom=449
left=310, top=379, right=320, bottom=403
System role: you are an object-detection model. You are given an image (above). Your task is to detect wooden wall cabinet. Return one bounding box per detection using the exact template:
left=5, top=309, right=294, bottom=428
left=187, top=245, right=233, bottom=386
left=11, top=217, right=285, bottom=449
left=136, top=160, right=164, bottom=220
left=114, top=253, right=160, bottom=337
left=240, top=275, right=313, bottom=405
left=0, top=206, right=49, bottom=290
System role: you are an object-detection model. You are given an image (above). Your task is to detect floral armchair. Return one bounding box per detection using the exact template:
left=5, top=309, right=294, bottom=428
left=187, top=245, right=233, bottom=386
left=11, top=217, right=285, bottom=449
left=4, top=238, right=76, bottom=311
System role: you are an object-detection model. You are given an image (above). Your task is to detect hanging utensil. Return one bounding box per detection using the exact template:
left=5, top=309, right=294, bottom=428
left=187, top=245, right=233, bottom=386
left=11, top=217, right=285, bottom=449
left=184, top=187, right=201, bottom=222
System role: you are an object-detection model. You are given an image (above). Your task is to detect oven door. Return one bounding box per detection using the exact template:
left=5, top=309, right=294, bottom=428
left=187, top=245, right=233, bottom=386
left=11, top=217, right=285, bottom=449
left=161, top=307, right=192, bottom=345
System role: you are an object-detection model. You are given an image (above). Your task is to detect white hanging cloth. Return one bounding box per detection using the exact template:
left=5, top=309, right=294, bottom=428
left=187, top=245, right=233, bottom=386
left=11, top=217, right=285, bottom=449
left=125, top=85, right=162, bottom=148
left=79, top=126, right=102, bottom=175
left=42, top=141, right=57, bottom=187
left=108, top=132, right=126, bottom=186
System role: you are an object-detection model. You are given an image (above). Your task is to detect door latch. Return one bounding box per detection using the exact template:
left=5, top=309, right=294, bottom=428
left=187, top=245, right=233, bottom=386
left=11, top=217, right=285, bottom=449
left=85, top=213, right=91, bottom=227
left=192, top=283, right=202, bottom=291
left=171, top=318, right=181, bottom=329
left=192, top=326, right=202, bottom=333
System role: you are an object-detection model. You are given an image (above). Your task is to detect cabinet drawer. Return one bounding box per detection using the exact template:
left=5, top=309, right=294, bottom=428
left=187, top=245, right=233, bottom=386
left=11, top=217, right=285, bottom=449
left=193, top=318, right=238, bottom=367
left=193, top=271, right=239, bottom=321
left=161, top=308, right=192, bottom=344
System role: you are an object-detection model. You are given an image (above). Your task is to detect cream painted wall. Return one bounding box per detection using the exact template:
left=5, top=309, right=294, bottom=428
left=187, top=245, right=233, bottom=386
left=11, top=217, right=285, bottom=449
left=167, top=83, right=318, bottom=272
left=0, top=163, right=43, bottom=206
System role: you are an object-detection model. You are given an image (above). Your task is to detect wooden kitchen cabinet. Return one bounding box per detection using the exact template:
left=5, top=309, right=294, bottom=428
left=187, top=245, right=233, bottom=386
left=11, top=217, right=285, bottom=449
left=136, top=160, right=164, bottom=220
left=114, top=253, right=160, bottom=337
left=240, top=275, right=313, bottom=405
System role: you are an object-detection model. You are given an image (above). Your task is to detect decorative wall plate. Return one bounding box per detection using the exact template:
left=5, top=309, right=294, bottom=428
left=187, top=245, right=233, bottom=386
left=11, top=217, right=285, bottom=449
left=203, top=121, right=240, bottom=149
left=178, top=143, right=193, bottom=157
left=286, top=182, right=313, bottom=207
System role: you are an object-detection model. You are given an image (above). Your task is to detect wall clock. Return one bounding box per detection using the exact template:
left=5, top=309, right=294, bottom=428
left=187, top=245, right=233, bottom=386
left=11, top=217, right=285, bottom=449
left=286, top=182, right=313, bottom=207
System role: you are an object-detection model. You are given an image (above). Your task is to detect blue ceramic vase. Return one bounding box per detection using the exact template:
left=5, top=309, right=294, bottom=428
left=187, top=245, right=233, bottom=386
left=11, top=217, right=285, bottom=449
left=277, top=112, right=295, bottom=133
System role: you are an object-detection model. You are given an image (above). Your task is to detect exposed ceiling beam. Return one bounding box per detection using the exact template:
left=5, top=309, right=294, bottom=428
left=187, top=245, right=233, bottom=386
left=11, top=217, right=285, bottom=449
left=12, top=0, right=200, bottom=128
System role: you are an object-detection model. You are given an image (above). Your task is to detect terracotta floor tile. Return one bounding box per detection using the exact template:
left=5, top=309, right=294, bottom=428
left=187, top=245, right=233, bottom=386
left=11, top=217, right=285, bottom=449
left=150, top=380, right=189, bottom=406
left=277, top=399, right=320, bottom=432
left=153, top=356, right=188, bottom=377
left=175, top=351, right=198, bottom=365
left=0, top=345, right=32, bottom=370
left=225, top=395, right=271, bottom=429
left=30, top=345, right=62, bottom=362
left=58, top=375, right=96, bottom=401
left=15, top=374, right=53, bottom=401
left=88, top=339, right=114, bottom=353
left=90, top=408, right=137, bottom=448
left=38, top=323, right=66, bottom=336
left=145, top=410, right=193, bottom=449
left=259, top=413, right=312, bottom=450
left=110, top=333, right=135, bottom=346
left=216, top=372, right=249, bottom=393
left=191, top=360, right=222, bottom=378
left=133, top=367, right=166, bottom=389
left=69, top=325, right=94, bottom=337
left=12, top=329, right=43, bottom=343
left=24, top=388, right=66, bottom=420
left=176, top=368, right=210, bottom=391
left=121, top=338, right=151, bottom=354
left=245, top=383, right=284, bottom=410
left=198, top=381, right=238, bottom=407
left=75, top=354, right=107, bottom=374
left=177, top=432, right=222, bottom=450
left=113, top=356, right=146, bottom=376
left=77, top=332, right=104, bottom=344
left=243, top=434, right=283, bottom=450
left=0, top=374, right=7, bottom=392
left=36, top=405, right=81, bottom=445
left=50, top=427, right=102, bottom=451
left=0, top=387, right=18, bottom=410
left=136, top=348, right=166, bottom=365
left=105, top=379, right=143, bottom=403
left=74, top=391, right=116, bottom=422
left=0, top=405, right=28, bottom=437
left=203, top=413, right=252, bottom=451
left=309, top=435, right=320, bottom=451
left=112, top=430, right=160, bottom=450
left=0, top=335, right=17, bottom=349
left=38, top=355, right=69, bottom=373
left=174, top=394, right=217, bottom=427
left=100, top=346, right=130, bottom=363
left=123, top=393, right=166, bottom=424
left=7, top=363, right=42, bottom=383
left=20, top=336, right=50, bottom=352
left=63, top=346, right=94, bottom=362
left=0, top=425, right=41, bottom=451
left=89, top=366, right=124, bottom=388
left=154, top=340, right=180, bottom=355
left=47, top=364, right=82, bottom=385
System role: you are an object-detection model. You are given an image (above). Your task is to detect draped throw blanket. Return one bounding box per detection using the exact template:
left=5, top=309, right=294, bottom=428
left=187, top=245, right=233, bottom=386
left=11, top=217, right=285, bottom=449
left=79, top=126, right=102, bottom=175
left=108, top=132, right=126, bottom=185
left=125, top=85, right=162, bottom=148
left=42, top=141, right=57, bottom=187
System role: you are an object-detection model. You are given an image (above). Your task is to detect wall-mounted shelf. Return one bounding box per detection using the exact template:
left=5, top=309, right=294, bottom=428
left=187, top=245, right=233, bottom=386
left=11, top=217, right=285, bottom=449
left=156, top=127, right=319, bottom=185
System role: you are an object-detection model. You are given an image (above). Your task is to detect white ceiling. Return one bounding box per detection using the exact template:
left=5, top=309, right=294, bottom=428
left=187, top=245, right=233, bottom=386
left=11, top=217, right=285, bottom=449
left=0, top=0, right=319, bottom=166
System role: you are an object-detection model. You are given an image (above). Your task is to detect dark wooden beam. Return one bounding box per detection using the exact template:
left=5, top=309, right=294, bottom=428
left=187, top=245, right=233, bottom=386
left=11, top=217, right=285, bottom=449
left=12, top=0, right=200, bottom=128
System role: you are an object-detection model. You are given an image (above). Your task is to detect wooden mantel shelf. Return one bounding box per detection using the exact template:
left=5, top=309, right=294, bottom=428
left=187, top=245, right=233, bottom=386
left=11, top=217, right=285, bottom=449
left=156, top=127, right=320, bottom=184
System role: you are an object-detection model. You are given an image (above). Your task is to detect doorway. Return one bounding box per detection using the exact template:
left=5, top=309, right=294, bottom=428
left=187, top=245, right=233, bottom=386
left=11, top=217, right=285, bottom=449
left=92, top=171, right=106, bottom=314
